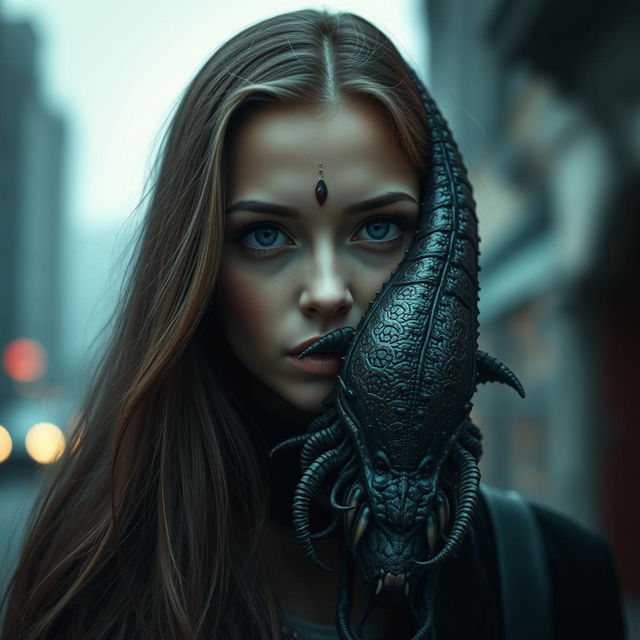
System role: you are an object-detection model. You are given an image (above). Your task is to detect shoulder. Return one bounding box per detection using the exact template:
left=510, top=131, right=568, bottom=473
left=525, top=501, right=626, bottom=639
left=479, top=490, right=627, bottom=640
left=529, top=500, right=613, bottom=571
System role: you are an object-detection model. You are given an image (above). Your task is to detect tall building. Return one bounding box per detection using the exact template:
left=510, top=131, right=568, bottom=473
left=0, top=10, right=69, bottom=599
left=426, top=0, right=639, bottom=628
left=0, top=17, right=66, bottom=406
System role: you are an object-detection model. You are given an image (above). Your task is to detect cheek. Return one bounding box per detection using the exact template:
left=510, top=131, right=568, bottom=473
left=352, top=249, right=409, bottom=307
left=219, top=261, right=283, bottom=354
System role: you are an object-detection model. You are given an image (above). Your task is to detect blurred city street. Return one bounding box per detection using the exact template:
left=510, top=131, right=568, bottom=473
left=1, top=0, right=638, bottom=635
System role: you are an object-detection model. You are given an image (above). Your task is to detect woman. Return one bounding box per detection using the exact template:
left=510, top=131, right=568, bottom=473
left=2, top=9, right=624, bottom=640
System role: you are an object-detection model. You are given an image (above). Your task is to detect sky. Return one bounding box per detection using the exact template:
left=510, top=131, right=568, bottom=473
left=3, top=0, right=430, bottom=230
left=0, top=0, right=430, bottom=375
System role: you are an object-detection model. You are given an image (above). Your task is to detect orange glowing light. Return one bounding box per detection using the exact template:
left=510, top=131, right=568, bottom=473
left=0, top=425, right=12, bottom=463
left=2, top=339, right=47, bottom=382
left=25, top=422, right=65, bottom=464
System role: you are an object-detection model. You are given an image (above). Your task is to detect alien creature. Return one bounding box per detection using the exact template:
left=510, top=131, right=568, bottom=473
left=271, top=72, right=525, bottom=640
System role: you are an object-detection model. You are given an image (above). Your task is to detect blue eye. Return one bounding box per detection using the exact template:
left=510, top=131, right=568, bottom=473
left=355, top=216, right=407, bottom=244
left=233, top=214, right=412, bottom=255
left=239, top=224, right=290, bottom=252
left=362, top=219, right=397, bottom=240
left=364, top=220, right=392, bottom=240
left=250, top=226, right=280, bottom=247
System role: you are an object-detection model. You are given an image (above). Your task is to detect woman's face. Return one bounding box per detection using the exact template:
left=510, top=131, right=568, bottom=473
left=220, top=97, right=420, bottom=415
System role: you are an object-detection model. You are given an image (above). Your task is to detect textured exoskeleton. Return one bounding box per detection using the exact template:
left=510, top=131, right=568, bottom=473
left=271, top=71, right=524, bottom=640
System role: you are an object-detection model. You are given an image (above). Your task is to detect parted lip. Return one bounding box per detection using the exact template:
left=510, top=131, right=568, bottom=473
left=287, top=336, right=325, bottom=357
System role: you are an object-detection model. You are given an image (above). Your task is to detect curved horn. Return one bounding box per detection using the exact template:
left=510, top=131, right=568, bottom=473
left=476, top=350, right=525, bottom=398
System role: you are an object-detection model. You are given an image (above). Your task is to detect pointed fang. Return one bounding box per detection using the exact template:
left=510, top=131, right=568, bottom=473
left=437, top=492, right=450, bottom=534
left=345, top=486, right=361, bottom=531
left=353, top=505, right=370, bottom=548
left=427, top=513, right=438, bottom=555
left=376, top=578, right=383, bottom=595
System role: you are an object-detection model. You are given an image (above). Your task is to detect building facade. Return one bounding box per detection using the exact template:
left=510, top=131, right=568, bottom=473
left=426, top=0, right=640, bottom=628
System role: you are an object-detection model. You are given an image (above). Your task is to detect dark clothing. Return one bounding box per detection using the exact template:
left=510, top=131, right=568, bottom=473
left=247, top=393, right=625, bottom=639
left=391, top=492, right=626, bottom=639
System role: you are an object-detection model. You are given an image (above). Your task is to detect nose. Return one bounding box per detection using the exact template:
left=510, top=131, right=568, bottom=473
left=298, top=244, right=353, bottom=319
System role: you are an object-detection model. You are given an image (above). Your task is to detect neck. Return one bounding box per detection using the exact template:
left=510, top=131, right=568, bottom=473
left=217, top=333, right=318, bottom=435
left=214, top=335, right=333, bottom=531
left=219, top=355, right=318, bottom=529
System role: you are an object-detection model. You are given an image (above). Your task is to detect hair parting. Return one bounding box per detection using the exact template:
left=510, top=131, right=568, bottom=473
left=2, top=9, right=428, bottom=639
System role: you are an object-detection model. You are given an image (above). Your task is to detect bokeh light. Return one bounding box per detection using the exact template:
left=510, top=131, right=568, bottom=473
left=0, top=425, right=12, bottom=463
left=25, top=422, right=65, bottom=464
left=2, top=339, right=47, bottom=382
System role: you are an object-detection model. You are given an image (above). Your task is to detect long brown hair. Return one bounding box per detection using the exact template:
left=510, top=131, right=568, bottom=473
left=2, top=9, right=428, bottom=639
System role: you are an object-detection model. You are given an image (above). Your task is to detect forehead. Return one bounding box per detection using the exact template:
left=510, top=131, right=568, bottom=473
left=227, top=97, right=417, bottom=202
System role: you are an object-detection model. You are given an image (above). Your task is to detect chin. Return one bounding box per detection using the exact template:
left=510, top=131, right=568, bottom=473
left=282, top=395, right=326, bottom=418
left=262, top=380, right=335, bottom=419
left=279, top=378, right=337, bottom=415
left=228, top=348, right=333, bottom=416
left=246, top=369, right=336, bottom=420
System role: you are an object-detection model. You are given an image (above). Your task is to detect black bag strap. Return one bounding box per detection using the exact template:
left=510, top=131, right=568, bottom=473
left=480, top=484, right=552, bottom=640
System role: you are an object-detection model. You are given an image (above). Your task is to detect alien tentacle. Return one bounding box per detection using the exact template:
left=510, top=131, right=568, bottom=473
left=411, top=568, right=439, bottom=640
left=464, top=419, right=483, bottom=445
left=269, top=433, right=310, bottom=458
left=310, top=451, right=358, bottom=541
left=310, top=515, right=341, bottom=540
left=292, top=440, right=352, bottom=572
left=459, top=418, right=483, bottom=461
left=313, top=447, right=356, bottom=511
left=301, top=421, right=347, bottom=469
left=268, top=409, right=339, bottom=458
left=421, top=444, right=481, bottom=566
left=329, top=454, right=359, bottom=511
left=311, top=453, right=358, bottom=540
left=307, top=406, right=339, bottom=433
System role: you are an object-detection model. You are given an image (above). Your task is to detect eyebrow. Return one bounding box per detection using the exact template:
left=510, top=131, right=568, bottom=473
left=225, top=191, right=418, bottom=217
